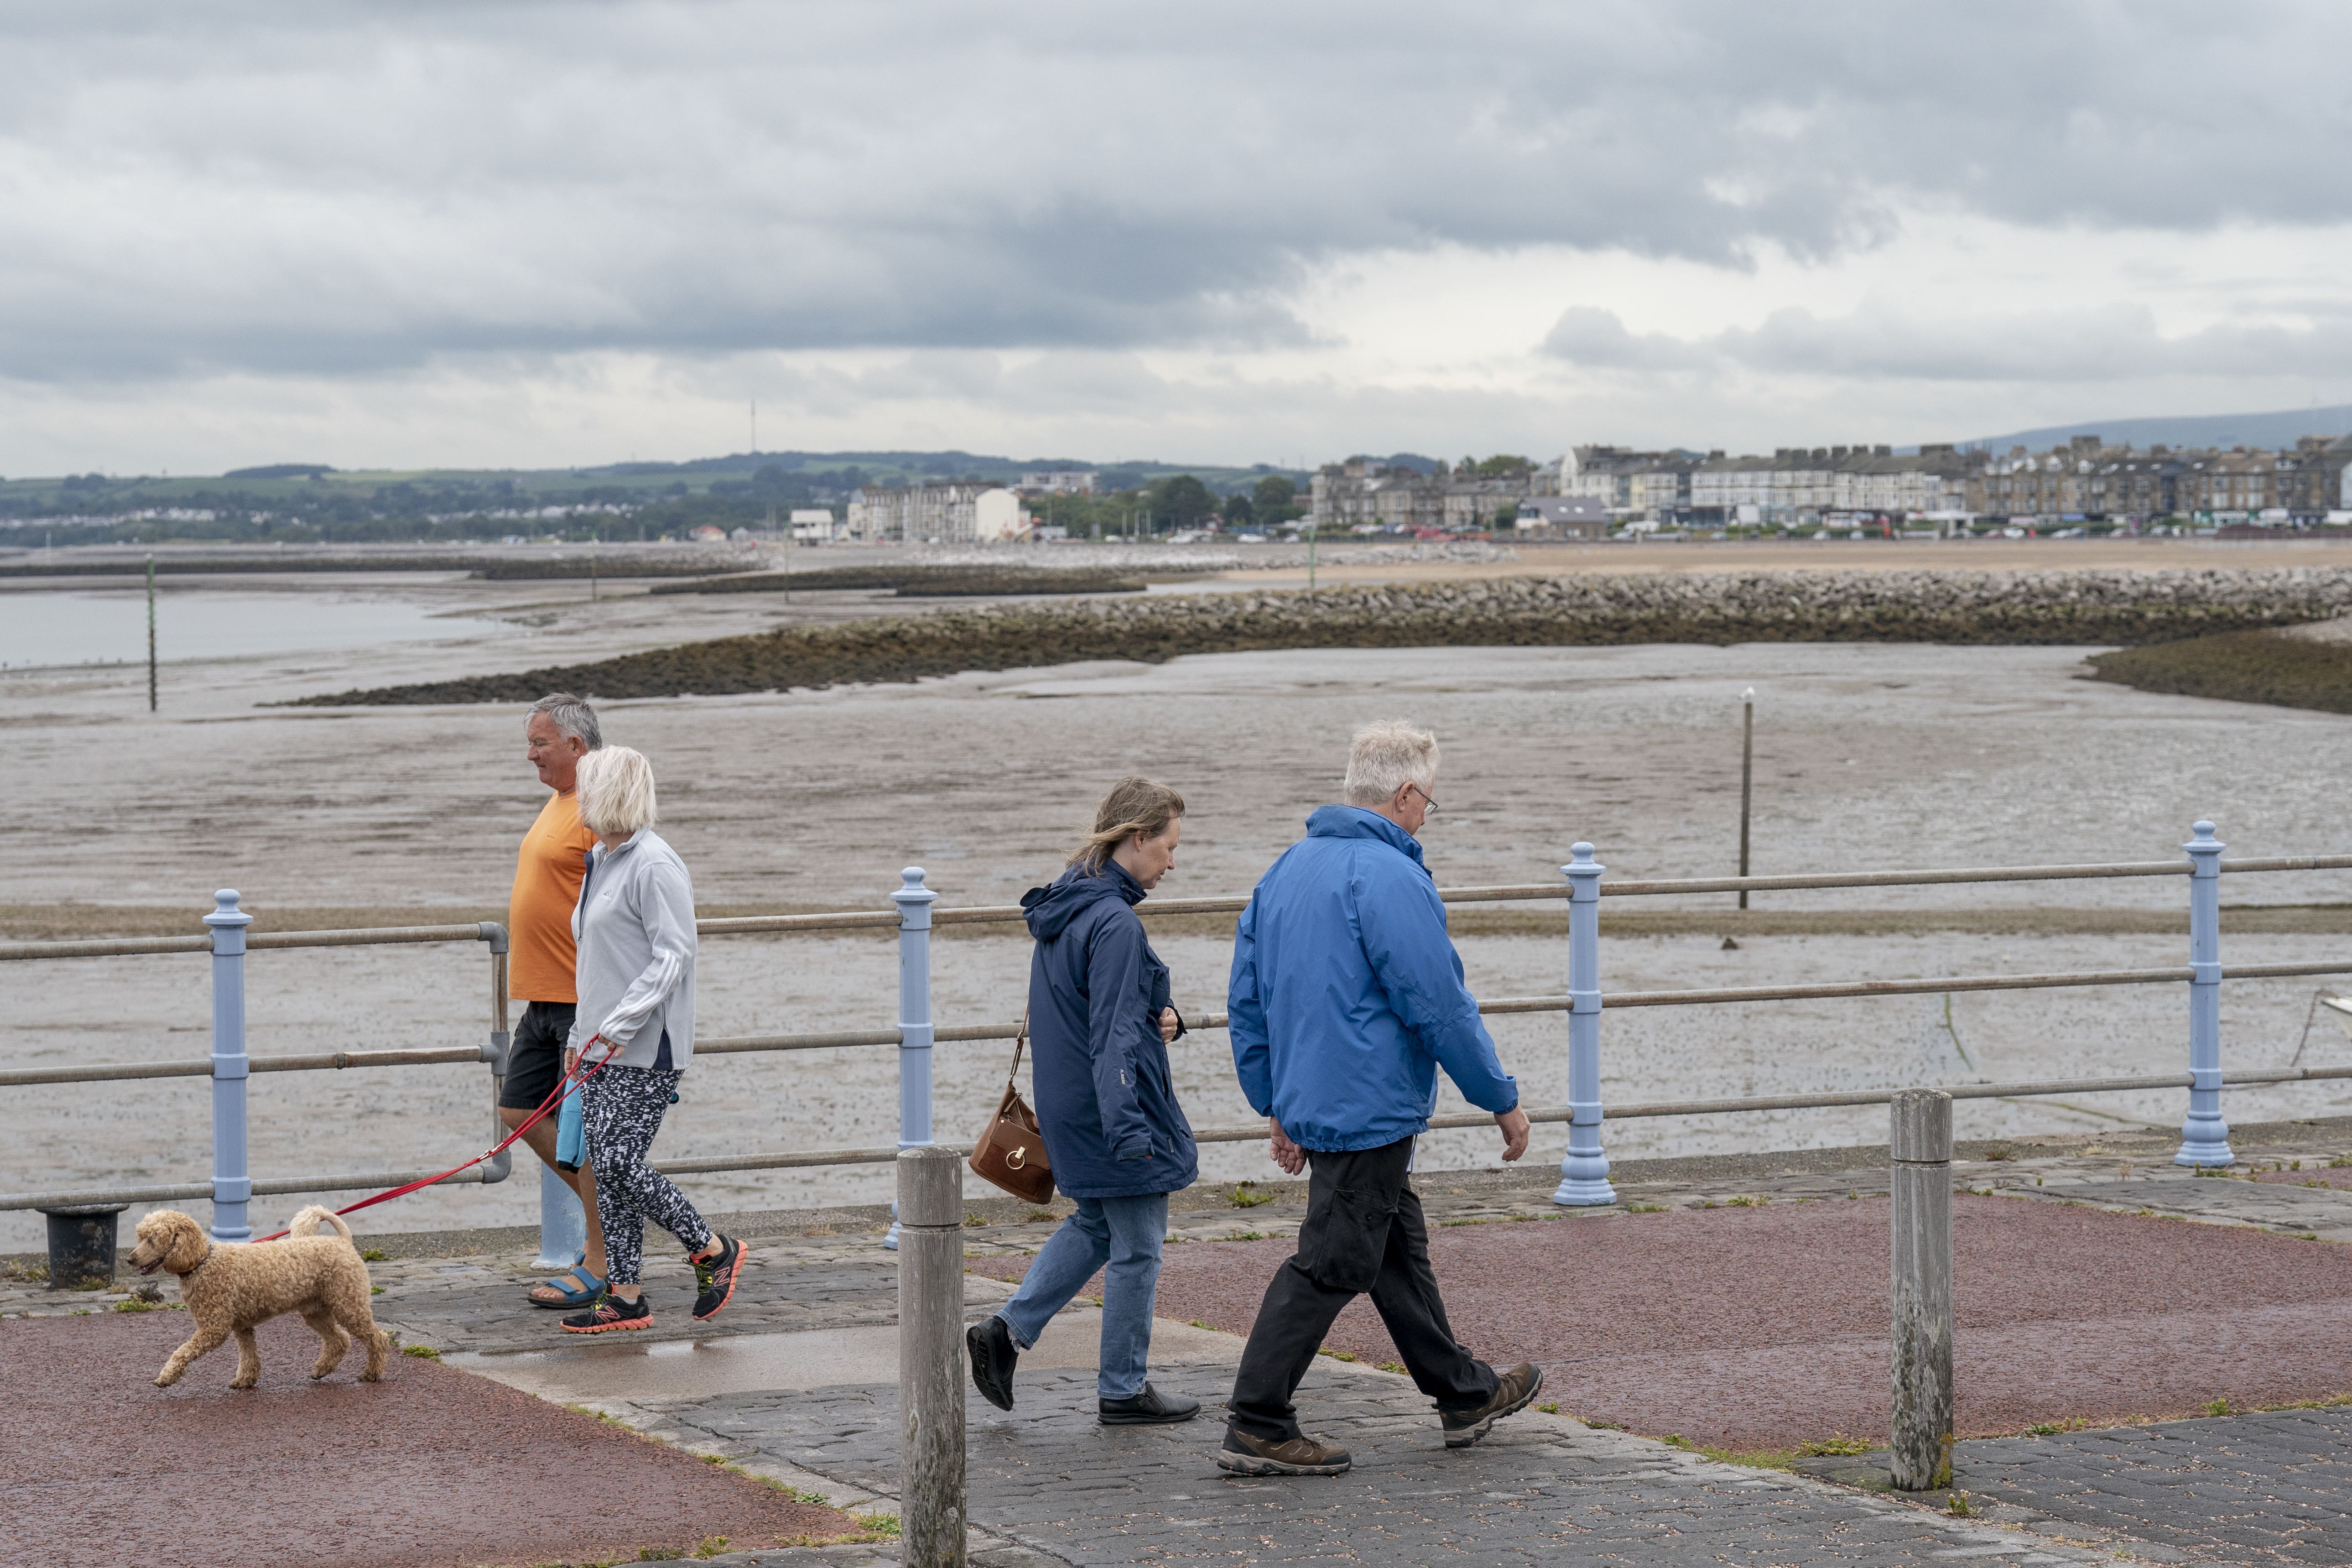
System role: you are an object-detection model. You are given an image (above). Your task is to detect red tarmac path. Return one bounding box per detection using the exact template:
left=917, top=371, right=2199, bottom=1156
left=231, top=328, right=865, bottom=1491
left=5, top=1312, right=859, bottom=1568
left=976, top=1194, right=2352, bottom=1451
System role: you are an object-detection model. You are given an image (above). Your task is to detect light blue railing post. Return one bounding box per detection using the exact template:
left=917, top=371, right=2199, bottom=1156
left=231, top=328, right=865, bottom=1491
left=1553, top=843, right=1616, bottom=1205
left=204, top=889, right=254, bottom=1241
left=885, top=866, right=938, bottom=1250
left=2176, top=819, right=2234, bottom=1167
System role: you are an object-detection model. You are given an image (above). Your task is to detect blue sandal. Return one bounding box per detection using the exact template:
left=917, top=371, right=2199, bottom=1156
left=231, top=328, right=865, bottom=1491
left=530, top=1264, right=605, bottom=1308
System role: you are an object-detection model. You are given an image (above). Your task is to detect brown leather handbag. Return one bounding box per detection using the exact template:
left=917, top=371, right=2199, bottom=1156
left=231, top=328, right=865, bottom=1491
left=968, top=1012, right=1055, bottom=1205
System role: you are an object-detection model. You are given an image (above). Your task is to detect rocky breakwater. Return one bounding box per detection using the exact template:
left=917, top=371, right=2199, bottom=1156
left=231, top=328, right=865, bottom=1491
left=293, top=566, right=2352, bottom=705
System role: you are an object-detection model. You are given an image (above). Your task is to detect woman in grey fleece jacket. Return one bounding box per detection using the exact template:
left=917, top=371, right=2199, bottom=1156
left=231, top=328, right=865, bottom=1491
left=557, top=745, right=746, bottom=1334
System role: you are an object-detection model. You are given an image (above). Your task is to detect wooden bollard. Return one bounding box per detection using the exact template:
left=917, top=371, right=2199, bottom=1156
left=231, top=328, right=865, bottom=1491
left=898, top=1146, right=968, bottom=1567
left=1889, top=1089, right=1954, bottom=1490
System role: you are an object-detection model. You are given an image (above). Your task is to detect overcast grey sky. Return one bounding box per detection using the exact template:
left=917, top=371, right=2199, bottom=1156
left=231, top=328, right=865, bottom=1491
left=5, top=1, right=2350, bottom=473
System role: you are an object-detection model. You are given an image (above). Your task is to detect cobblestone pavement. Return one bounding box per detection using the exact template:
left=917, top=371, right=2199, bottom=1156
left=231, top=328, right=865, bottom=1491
left=640, top=1361, right=2114, bottom=1568
left=1795, top=1409, right=2352, bottom=1565
left=20, top=1125, right=2352, bottom=1565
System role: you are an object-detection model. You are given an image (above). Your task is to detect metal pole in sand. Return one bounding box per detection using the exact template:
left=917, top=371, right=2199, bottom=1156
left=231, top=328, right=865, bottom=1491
left=1889, top=1088, right=1953, bottom=1490
left=885, top=867, right=938, bottom=1250
left=2176, top=820, right=2233, bottom=1167
left=897, top=1146, right=967, bottom=1567
left=146, top=555, right=157, bottom=713
left=1737, top=688, right=1754, bottom=909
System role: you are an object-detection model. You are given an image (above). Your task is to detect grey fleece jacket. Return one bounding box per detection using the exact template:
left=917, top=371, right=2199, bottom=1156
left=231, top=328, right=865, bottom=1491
left=566, top=828, right=697, bottom=1070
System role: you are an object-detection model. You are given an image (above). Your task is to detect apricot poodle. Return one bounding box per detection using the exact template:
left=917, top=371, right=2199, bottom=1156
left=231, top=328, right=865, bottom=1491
left=128, top=1205, right=390, bottom=1390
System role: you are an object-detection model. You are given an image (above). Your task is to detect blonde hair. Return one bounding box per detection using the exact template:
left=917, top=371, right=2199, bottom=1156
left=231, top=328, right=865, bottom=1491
left=577, top=745, right=659, bottom=837
left=1069, top=776, right=1186, bottom=874
left=1343, top=720, right=1439, bottom=807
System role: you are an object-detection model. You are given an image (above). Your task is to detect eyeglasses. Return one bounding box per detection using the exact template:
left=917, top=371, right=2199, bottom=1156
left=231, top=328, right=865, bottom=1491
left=1405, top=782, right=1438, bottom=817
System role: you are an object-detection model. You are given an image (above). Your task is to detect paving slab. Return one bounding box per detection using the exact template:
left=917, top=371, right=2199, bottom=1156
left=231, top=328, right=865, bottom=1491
left=451, top=1310, right=1243, bottom=1404
left=639, top=1359, right=2113, bottom=1568
left=26, top=1127, right=2352, bottom=1566
left=1795, top=1408, right=2352, bottom=1564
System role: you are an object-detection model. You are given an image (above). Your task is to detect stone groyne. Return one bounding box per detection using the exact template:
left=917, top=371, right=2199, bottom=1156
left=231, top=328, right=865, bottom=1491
left=293, top=567, right=2352, bottom=706
left=648, top=564, right=1153, bottom=596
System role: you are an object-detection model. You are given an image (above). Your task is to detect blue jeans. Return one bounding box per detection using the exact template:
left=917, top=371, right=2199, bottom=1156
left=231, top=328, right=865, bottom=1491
left=996, top=1192, right=1168, bottom=1399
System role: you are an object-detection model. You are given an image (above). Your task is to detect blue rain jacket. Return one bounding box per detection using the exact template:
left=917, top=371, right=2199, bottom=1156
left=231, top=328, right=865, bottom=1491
left=1020, top=861, right=1198, bottom=1199
left=1228, top=806, right=1520, bottom=1151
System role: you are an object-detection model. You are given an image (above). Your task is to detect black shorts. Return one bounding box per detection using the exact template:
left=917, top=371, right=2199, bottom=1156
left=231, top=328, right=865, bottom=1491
left=499, top=1001, right=578, bottom=1110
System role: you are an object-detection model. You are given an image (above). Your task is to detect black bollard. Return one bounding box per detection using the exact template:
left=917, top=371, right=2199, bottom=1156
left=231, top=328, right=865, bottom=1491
left=39, top=1203, right=129, bottom=1290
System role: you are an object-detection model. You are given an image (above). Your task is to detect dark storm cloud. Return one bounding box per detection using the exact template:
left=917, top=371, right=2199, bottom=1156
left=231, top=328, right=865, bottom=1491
left=3, top=0, right=2347, bottom=380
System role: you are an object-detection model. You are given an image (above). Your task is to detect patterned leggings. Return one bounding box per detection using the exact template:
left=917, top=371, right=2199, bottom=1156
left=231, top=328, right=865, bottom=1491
left=583, top=1064, right=712, bottom=1286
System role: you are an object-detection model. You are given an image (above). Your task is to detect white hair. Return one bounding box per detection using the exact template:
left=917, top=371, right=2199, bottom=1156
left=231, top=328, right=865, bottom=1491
left=1343, top=720, right=1439, bottom=807
left=528, top=691, right=604, bottom=750
left=577, top=745, right=658, bottom=837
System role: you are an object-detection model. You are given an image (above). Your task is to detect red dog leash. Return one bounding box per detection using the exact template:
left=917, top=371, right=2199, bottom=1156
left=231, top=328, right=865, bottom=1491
left=253, top=1035, right=619, bottom=1242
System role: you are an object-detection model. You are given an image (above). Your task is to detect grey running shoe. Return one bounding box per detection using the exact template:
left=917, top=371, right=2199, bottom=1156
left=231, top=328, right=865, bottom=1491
left=1441, top=1362, right=1544, bottom=1448
left=1218, top=1427, right=1353, bottom=1476
left=967, top=1315, right=1018, bottom=1411
left=1099, top=1383, right=1200, bottom=1425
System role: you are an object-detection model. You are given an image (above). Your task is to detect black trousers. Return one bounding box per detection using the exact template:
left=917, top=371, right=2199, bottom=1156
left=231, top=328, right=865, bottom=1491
left=1228, top=1136, right=1498, bottom=1440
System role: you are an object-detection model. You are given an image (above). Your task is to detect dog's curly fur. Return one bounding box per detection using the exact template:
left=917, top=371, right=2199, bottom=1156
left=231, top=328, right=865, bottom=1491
left=127, top=1206, right=390, bottom=1390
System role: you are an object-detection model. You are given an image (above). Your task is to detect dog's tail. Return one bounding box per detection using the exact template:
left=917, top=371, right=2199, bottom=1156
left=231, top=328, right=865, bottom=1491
left=286, top=1205, right=354, bottom=1243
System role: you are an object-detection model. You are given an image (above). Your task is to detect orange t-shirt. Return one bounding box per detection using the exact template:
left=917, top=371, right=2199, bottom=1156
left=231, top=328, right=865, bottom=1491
left=509, top=791, right=601, bottom=1003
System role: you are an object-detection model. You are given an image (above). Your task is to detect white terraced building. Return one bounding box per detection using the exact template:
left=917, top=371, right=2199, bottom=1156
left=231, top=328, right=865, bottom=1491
left=844, top=482, right=989, bottom=543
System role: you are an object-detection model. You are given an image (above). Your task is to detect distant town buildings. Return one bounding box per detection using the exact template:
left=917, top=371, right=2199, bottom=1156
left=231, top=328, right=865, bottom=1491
left=1310, top=459, right=1533, bottom=534
left=1513, top=496, right=1610, bottom=538
left=973, top=488, right=1029, bottom=542
left=842, top=482, right=1039, bottom=542
left=844, top=481, right=990, bottom=542
left=1020, top=470, right=1097, bottom=495
left=1972, top=434, right=2351, bottom=522
left=1310, top=432, right=2352, bottom=534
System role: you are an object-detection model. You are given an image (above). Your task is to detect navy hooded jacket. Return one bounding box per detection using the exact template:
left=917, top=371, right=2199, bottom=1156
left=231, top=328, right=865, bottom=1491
left=1020, top=860, right=1198, bottom=1198
left=1228, top=806, right=1519, bottom=1151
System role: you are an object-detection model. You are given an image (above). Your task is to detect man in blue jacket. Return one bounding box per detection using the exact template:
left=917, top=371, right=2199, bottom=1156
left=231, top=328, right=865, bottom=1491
left=1218, top=721, right=1540, bottom=1477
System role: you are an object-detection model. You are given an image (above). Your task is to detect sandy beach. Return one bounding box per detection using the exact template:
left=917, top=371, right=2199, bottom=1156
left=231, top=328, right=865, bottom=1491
left=8, top=544, right=2352, bottom=1249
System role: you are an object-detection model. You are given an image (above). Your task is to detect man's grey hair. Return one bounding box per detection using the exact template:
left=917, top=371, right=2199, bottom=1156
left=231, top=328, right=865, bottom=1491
left=1343, top=720, right=1439, bottom=807
left=529, top=692, right=604, bottom=750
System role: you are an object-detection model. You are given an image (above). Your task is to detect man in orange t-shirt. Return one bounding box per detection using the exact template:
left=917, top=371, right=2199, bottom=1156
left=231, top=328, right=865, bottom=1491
left=504, top=693, right=610, bottom=1307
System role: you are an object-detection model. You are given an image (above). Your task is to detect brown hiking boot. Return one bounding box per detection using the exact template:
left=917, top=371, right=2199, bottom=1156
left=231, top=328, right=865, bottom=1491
left=1441, top=1362, right=1544, bottom=1448
left=1218, top=1427, right=1353, bottom=1476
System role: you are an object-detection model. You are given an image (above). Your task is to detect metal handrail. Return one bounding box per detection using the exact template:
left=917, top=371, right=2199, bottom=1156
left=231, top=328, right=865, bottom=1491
left=74, top=1063, right=2302, bottom=1193
left=6, top=839, right=2345, bottom=1234
left=9, top=852, right=2349, bottom=960
left=0, top=1162, right=505, bottom=1213
left=696, top=853, right=2352, bottom=932
left=0, top=920, right=506, bottom=963
left=658, top=1062, right=2352, bottom=1167
left=30, top=957, right=2352, bottom=1088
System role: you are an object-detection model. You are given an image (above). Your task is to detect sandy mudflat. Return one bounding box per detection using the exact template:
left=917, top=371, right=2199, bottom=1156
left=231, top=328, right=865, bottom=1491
left=7, top=558, right=2352, bottom=1250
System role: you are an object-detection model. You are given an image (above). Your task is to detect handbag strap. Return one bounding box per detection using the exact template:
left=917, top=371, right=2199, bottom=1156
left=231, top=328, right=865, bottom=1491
left=1006, top=1009, right=1029, bottom=1085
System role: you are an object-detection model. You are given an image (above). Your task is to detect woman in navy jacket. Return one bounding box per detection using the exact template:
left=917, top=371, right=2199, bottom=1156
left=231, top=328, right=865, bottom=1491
left=965, top=776, right=1201, bottom=1425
